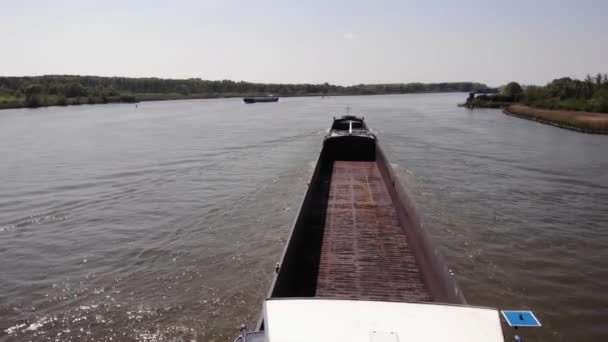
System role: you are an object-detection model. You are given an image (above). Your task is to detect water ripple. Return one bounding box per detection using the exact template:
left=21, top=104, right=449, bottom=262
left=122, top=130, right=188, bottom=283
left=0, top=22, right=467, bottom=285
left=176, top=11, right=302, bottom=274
left=1, top=95, right=607, bottom=342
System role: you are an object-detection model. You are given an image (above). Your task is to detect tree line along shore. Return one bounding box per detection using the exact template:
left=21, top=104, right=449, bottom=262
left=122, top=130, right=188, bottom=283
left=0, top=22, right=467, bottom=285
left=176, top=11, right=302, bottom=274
left=464, top=73, right=608, bottom=134
left=0, top=75, right=487, bottom=110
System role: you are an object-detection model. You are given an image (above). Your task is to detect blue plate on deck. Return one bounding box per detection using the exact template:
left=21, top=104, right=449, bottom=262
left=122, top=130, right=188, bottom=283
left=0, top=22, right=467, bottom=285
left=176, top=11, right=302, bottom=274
left=501, top=310, right=541, bottom=327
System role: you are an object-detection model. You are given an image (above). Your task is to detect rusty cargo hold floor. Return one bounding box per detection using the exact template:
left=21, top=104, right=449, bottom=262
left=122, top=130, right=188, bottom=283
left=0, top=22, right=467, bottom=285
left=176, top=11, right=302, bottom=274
left=316, top=161, right=430, bottom=302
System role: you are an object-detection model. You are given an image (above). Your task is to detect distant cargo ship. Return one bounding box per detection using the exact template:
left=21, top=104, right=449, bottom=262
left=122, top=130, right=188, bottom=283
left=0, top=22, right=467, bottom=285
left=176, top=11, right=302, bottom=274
left=243, top=96, right=279, bottom=104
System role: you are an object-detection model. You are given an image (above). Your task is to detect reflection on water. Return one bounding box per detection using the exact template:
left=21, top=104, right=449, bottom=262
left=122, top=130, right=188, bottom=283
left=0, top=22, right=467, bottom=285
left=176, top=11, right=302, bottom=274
left=1, top=94, right=607, bottom=341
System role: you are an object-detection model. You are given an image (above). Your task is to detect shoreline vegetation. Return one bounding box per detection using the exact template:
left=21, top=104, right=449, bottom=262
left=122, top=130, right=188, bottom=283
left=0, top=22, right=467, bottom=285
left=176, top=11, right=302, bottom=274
left=505, top=104, right=608, bottom=134
left=0, top=75, right=487, bottom=110
left=462, top=74, right=608, bottom=134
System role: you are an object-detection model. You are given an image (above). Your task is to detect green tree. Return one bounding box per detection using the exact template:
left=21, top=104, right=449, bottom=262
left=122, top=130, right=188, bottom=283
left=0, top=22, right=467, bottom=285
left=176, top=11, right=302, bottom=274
left=57, top=95, right=67, bottom=106
left=104, top=87, right=119, bottom=96
left=63, top=83, right=87, bottom=97
left=24, top=84, right=44, bottom=107
left=120, top=94, right=137, bottom=103
left=503, top=82, right=523, bottom=101
left=25, top=96, right=42, bottom=107
left=24, top=84, right=43, bottom=98
left=585, top=74, right=595, bottom=93
left=589, top=89, right=608, bottom=112
left=595, top=73, right=603, bottom=87
left=177, top=84, right=190, bottom=96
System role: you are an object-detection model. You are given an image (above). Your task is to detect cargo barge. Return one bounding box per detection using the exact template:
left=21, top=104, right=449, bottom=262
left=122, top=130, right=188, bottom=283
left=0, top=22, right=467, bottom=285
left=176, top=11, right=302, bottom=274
left=235, top=115, right=515, bottom=341
left=243, top=96, right=279, bottom=103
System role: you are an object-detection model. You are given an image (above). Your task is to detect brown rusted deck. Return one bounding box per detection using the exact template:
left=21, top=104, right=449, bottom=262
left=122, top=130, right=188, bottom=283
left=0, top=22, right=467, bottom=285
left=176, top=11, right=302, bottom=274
left=316, top=161, right=430, bottom=302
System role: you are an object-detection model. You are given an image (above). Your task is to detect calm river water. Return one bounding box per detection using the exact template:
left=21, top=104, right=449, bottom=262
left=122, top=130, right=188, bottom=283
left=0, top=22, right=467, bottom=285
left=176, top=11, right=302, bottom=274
left=1, top=93, right=607, bottom=341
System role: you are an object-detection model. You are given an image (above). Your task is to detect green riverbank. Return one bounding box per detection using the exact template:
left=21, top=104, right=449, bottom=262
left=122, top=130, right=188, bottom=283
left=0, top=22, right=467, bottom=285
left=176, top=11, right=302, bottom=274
left=0, top=75, right=487, bottom=110
left=505, top=104, right=608, bottom=134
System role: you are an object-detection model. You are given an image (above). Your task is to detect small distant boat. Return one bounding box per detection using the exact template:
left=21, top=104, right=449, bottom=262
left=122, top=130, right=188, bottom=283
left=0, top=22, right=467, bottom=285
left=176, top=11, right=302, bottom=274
left=243, top=96, right=279, bottom=104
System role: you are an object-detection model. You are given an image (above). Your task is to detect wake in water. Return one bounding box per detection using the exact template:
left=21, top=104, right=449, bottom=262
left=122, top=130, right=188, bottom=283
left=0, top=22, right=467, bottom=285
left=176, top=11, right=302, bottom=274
left=0, top=213, right=70, bottom=232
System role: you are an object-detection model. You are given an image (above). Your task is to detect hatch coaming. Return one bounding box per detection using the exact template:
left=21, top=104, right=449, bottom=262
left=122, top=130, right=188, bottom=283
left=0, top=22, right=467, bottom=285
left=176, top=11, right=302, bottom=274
left=375, top=146, right=465, bottom=304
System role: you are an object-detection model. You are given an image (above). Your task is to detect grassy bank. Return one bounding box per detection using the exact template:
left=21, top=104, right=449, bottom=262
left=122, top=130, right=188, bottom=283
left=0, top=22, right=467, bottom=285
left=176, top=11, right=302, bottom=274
left=0, top=95, right=139, bottom=109
left=463, top=75, right=608, bottom=113
left=0, top=92, right=285, bottom=110
left=0, top=75, right=488, bottom=110
left=0, top=90, right=489, bottom=110
left=461, top=97, right=511, bottom=108
left=506, top=104, right=608, bottom=133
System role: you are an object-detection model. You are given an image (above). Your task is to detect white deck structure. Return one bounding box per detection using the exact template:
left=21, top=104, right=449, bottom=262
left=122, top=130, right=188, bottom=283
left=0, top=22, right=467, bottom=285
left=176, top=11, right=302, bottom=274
left=264, top=299, right=504, bottom=342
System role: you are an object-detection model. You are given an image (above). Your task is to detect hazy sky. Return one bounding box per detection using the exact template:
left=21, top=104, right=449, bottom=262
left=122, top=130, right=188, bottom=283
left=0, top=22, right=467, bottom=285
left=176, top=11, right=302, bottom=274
left=2, top=0, right=606, bottom=86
